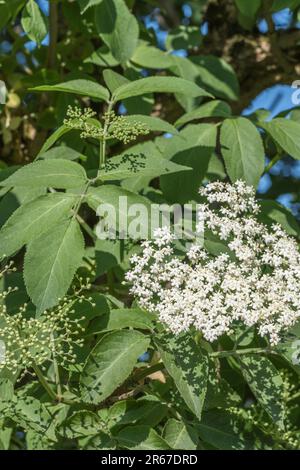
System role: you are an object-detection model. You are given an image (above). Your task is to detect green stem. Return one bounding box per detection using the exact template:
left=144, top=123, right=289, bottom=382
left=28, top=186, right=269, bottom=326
left=72, top=181, right=91, bottom=219
left=134, top=362, right=165, bottom=381
left=98, top=100, right=114, bottom=175
left=76, top=214, right=97, bottom=241
left=264, top=153, right=282, bottom=174
left=32, top=362, right=57, bottom=402
left=51, top=333, right=62, bottom=400
left=210, top=347, right=275, bottom=359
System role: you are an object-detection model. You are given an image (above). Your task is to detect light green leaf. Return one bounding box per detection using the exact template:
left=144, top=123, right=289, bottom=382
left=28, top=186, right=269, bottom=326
left=239, top=355, right=285, bottom=428
left=220, top=117, right=265, bottom=188
left=131, top=43, right=173, bottom=69
left=103, top=69, right=129, bottom=93
left=0, top=193, right=77, bottom=258
left=31, top=79, right=110, bottom=102
left=262, top=118, right=300, bottom=160
left=117, top=425, right=171, bottom=450
left=99, top=151, right=190, bottom=182
left=36, top=125, right=71, bottom=158
left=113, top=76, right=213, bottom=102
left=84, top=46, right=119, bottom=67
left=175, top=100, right=232, bottom=127
left=163, top=419, right=198, bottom=450
left=21, top=0, right=47, bottom=45
left=95, top=0, right=139, bottom=64
left=7, top=395, right=52, bottom=434
left=2, top=159, right=88, bottom=189
left=166, top=26, right=202, bottom=51
left=80, top=330, right=150, bottom=403
left=86, top=184, right=151, bottom=215
left=24, top=218, right=84, bottom=313
left=278, top=340, right=300, bottom=376
left=78, top=0, right=102, bottom=14
left=0, top=80, right=7, bottom=104
left=39, top=146, right=85, bottom=161
left=155, top=333, right=209, bottom=420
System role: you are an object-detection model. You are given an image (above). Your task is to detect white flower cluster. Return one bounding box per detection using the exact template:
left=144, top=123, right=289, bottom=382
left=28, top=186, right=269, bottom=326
left=126, top=181, right=300, bottom=345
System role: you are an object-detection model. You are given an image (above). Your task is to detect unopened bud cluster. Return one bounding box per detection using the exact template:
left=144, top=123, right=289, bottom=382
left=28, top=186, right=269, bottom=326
left=63, top=106, right=149, bottom=144
left=107, top=111, right=149, bottom=144
left=0, top=269, right=93, bottom=376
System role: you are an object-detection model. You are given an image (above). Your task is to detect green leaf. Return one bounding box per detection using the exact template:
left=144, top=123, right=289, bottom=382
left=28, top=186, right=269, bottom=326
left=189, top=55, right=240, bottom=101
left=39, top=146, right=85, bottom=161
left=81, top=432, right=115, bottom=450
left=95, top=0, right=139, bottom=64
left=175, top=100, right=232, bottom=127
left=196, top=410, right=254, bottom=450
left=80, top=330, right=150, bottom=404
left=78, top=0, right=102, bottom=14
left=234, top=0, right=261, bottom=17
left=113, top=76, right=213, bottom=102
left=2, top=159, right=88, bottom=189
left=36, top=125, right=71, bottom=158
left=278, top=340, right=300, bottom=376
left=0, top=193, right=77, bottom=258
left=155, top=333, right=209, bottom=420
left=262, top=118, right=300, bottom=160
left=7, top=395, right=53, bottom=434
left=31, top=79, right=110, bottom=102
left=239, top=355, right=285, bottom=428
left=0, top=1, right=27, bottom=31
left=117, top=425, right=171, bottom=450
left=163, top=419, right=198, bottom=450
left=166, top=26, right=202, bottom=51
left=58, top=411, right=102, bottom=439
left=95, top=238, right=121, bottom=276
left=21, top=0, right=47, bottom=45
left=107, top=398, right=168, bottom=429
left=271, top=0, right=300, bottom=12
left=258, top=200, right=300, bottom=236
left=220, top=117, right=265, bottom=188
left=0, top=80, right=7, bottom=105
left=160, top=124, right=217, bottom=203
left=103, top=69, right=129, bottom=93
left=100, top=151, right=190, bottom=182
left=84, top=46, right=119, bottom=67
left=86, top=308, right=154, bottom=334
left=87, top=184, right=152, bottom=210
left=86, top=185, right=152, bottom=229
left=131, top=43, right=173, bottom=69
left=24, top=218, right=84, bottom=313
left=0, top=379, right=14, bottom=401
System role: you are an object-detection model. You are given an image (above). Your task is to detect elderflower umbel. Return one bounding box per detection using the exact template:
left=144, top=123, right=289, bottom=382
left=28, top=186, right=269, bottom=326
left=126, top=181, right=300, bottom=345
